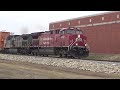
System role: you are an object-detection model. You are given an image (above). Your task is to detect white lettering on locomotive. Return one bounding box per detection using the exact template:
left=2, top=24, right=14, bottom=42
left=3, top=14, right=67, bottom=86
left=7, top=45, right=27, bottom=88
left=43, top=42, right=49, bottom=44
left=42, top=37, right=52, bottom=41
left=61, top=36, right=65, bottom=38
left=40, top=37, right=53, bottom=41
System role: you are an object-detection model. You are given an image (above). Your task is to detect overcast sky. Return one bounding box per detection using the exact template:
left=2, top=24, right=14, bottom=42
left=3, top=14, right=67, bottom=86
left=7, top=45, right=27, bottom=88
left=0, top=11, right=109, bottom=35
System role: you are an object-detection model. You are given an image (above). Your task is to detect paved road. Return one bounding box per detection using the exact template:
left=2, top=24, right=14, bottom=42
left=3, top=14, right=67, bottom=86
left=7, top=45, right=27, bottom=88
left=0, top=60, right=118, bottom=79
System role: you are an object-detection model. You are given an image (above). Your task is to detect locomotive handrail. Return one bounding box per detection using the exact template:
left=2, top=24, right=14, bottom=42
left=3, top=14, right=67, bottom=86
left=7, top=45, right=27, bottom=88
left=68, top=41, right=73, bottom=51
left=68, top=39, right=77, bottom=51
left=70, top=40, right=77, bottom=49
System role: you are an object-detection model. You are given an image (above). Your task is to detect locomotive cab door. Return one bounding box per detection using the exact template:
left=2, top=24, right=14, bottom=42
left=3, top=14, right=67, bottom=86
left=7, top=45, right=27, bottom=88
left=60, top=30, right=65, bottom=47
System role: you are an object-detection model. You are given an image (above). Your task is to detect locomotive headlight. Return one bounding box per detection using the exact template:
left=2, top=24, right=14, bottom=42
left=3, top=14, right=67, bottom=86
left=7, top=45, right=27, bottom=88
left=85, top=43, right=90, bottom=51
left=76, top=35, right=82, bottom=42
left=78, top=35, right=80, bottom=38
left=76, top=43, right=78, bottom=46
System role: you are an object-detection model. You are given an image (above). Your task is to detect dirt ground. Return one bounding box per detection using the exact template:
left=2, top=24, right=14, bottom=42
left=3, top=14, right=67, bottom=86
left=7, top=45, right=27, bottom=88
left=0, top=59, right=119, bottom=79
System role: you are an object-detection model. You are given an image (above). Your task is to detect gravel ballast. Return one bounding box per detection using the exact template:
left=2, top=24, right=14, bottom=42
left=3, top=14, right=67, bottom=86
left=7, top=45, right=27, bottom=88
left=0, top=54, right=120, bottom=74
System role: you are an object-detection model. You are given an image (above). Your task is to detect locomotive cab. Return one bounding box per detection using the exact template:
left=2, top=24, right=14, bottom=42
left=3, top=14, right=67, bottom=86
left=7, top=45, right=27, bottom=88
left=59, top=27, right=89, bottom=58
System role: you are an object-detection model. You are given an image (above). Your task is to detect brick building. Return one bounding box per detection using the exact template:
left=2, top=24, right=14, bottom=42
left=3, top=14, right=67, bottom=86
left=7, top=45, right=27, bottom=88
left=49, top=11, right=120, bottom=54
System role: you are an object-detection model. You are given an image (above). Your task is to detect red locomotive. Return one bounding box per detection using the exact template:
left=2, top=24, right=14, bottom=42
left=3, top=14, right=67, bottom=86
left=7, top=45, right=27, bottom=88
left=3, top=27, right=89, bottom=58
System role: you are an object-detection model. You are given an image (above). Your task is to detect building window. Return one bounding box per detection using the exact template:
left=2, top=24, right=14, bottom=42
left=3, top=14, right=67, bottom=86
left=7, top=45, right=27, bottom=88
left=89, top=19, right=92, bottom=22
left=102, top=17, right=104, bottom=20
left=53, top=25, right=54, bottom=28
left=117, top=14, right=119, bottom=18
left=68, top=22, right=71, bottom=25
left=60, top=24, right=62, bottom=27
left=78, top=21, right=80, bottom=24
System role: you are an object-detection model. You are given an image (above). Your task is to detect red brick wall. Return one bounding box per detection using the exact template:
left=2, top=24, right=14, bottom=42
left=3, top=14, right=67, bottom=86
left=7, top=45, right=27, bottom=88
left=49, top=12, right=120, bottom=54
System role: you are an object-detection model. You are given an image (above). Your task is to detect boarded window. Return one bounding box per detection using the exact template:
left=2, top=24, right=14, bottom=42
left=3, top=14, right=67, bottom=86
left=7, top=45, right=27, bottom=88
left=102, top=17, right=104, bottom=20
left=117, top=14, right=119, bottom=18
left=60, top=24, right=62, bottom=27
left=68, top=22, right=71, bottom=25
left=89, top=19, right=92, bottom=22
left=78, top=21, right=80, bottom=24
left=53, top=25, right=54, bottom=28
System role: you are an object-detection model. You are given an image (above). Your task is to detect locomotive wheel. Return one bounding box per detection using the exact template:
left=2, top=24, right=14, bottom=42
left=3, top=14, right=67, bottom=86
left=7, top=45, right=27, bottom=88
left=67, top=55, right=74, bottom=59
left=34, top=52, right=36, bottom=56
left=32, top=52, right=34, bottom=56
left=30, top=52, right=33, bottom=56
left=43, top=55, right=48, bottom=57
left=59, top=54, right=62, bottom=58
left=34, top=52, right=37, bottom=56
left=70, top=56, right=75, bottom=59
left=64, top=54, right=68, bottom=58
left=16, top=52, right=19, bottom=55
left=35, top=52, right=37, bottom=56
left=36, top=53, right=39, bottom=56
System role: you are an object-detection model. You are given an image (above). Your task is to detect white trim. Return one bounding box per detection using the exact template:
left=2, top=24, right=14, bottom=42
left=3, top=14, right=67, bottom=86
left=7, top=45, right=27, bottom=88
left=86, top=24, right=93, bottom=27
left=107, top=21, right=116, bottom=24
left=50, top=11, right=119, bottom=24
left=93, top=22, right=106, bottom=26
left=75, top=21, right=117, bottom=28
left=116, top=21, right=120, bottom=23
left=50, top=20, right=120, bottom=30
left=76, top=25, right=86, bottom=28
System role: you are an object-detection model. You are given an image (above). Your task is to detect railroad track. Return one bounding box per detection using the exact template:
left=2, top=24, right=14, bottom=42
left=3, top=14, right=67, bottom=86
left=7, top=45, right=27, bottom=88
left=1, top=53, right=120, bottom=63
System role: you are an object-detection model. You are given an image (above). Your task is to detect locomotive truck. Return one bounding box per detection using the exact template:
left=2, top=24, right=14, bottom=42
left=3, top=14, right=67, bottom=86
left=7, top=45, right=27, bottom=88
left=3, top=27, right=89, bottom=58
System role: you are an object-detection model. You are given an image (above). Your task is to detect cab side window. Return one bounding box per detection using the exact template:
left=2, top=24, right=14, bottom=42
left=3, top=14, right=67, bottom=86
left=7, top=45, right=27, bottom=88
left=54, top=30, right=60, bottom=34
left=50, top=31, right=53, bottom=34
left=56, top=30, right=60, bottom=34
left=76, top=30, right=83, bottom=34
left=60, top=30, right=65, bottom=35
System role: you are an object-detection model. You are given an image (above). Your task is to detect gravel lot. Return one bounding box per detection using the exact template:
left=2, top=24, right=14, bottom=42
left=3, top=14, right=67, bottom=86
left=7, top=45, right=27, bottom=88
left=0, top=54, right=120, bottom=76
left=0, top=60, right=109, bottom=79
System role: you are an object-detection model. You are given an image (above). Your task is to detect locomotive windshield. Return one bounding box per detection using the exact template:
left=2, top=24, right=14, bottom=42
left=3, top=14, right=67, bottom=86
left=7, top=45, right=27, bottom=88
left=60, top=28, right=83, bottom=35
left=76, top=30, right=83, bottom=34
left=65, top=29, right=83, bottom=34
left=65, top=29, right=76, bottom=34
